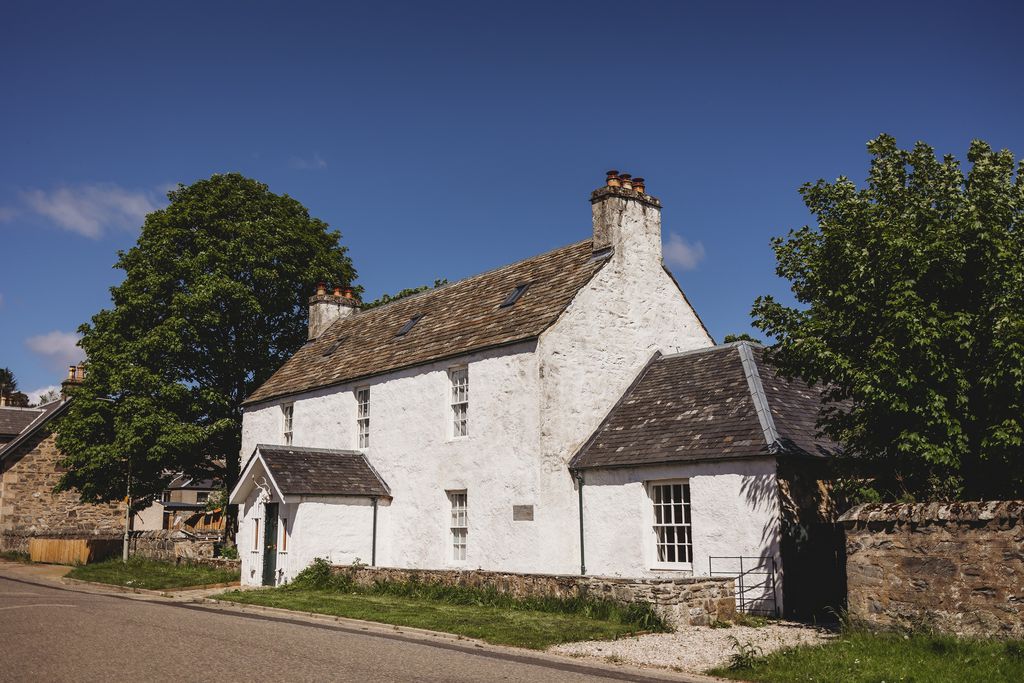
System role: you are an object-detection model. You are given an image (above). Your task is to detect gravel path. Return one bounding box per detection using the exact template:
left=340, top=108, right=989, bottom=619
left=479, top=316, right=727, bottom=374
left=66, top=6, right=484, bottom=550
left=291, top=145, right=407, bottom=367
left=550, top=621, right=835, bottom=673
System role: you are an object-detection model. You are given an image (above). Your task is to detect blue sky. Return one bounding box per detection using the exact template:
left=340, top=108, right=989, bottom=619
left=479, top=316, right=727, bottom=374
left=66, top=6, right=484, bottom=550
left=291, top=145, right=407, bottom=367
left=1, top=1, right=1021, bottom=400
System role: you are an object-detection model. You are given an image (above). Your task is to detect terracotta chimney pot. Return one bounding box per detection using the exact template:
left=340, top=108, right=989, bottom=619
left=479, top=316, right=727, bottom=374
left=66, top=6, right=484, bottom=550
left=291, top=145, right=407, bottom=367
left=633, top=177, right=645, bottom=193
left=619, top=173, right=634, bottom=190
left=606, top=170, right=621, bottom=188
left=316, top=282, right=327, bottom=296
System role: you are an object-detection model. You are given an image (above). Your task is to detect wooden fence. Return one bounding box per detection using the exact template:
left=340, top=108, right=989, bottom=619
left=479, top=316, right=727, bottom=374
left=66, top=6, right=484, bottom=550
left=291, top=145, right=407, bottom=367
left=28, top=538, right=121, bottom=565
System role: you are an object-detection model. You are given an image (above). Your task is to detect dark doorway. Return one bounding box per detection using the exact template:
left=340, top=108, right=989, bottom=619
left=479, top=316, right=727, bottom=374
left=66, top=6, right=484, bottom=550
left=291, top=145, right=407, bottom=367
left=262, top=502, right=279, bottom=586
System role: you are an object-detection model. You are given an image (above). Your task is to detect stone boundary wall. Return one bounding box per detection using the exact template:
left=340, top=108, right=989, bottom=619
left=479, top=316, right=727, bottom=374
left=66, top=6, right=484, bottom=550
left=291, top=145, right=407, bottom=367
left=840, top=501, right=1024, bottom=638
left=128, top=530, right=216, bottom=562
left=330, top=564, right=735, bottom=628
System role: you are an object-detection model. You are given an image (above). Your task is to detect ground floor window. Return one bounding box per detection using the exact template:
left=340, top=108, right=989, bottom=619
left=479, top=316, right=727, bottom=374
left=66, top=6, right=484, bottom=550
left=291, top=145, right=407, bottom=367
left=448, top=490, right=467, bottom=561
left=649, top=481, right=692, bottom=567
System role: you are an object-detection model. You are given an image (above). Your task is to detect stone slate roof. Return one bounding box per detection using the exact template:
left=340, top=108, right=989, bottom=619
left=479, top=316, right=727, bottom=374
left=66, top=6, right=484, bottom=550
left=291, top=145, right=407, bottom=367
left=258, top=445, right=391, bottom=497
left=245, top=240, right=610, bottom=405
left=570, top=343, right=841, bottom=470
left=0, top=400, right=68, bottom=460
left=0, top=406, right=44, bottom=437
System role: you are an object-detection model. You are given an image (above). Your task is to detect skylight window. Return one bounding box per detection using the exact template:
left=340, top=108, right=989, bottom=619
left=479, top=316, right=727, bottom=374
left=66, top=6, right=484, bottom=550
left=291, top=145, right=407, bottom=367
left=396, top=314, right=424, bottom=337
left=322, top=337, right=345, bottom=356
left=499, top=283, right=530, bottom=308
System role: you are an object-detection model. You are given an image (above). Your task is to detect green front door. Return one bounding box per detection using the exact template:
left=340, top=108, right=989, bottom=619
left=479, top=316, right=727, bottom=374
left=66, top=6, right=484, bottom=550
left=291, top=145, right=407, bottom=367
left=262, top=502, right=279, bottom=586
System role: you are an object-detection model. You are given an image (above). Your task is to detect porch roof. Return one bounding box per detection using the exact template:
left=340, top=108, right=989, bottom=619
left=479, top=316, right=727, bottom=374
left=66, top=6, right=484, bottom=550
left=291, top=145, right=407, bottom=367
left=230, top=444, right=391, bottom=504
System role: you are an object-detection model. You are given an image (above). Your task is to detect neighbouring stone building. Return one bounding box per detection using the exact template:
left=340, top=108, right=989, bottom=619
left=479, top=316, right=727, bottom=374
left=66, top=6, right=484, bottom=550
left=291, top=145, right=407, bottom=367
left=841, top=501, right=1024, bottom=638
left=0, top=367, right=124, bottom=555
left=230, top=172, right=841, bottom=618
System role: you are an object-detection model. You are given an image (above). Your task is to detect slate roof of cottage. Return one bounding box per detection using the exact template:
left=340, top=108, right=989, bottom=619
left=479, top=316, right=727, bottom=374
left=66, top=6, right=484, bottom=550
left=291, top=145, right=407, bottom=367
left=0, top=400, right=69, bottom=460
left=570, top=342, right=842, bottom=470
left=244, top=239, right=611, bottom=405
left=256, top=445, right=391, bottom=497
left=0, top=406, right=44, bottom=437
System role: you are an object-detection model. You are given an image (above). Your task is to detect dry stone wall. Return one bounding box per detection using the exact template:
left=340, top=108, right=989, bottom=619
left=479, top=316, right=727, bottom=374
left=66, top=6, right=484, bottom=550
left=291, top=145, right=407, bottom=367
left=0, top=429, right=123, bottom=552
left=840, top=501, right=1024, bottom=638
left=330, top=564, right=735, bottom=628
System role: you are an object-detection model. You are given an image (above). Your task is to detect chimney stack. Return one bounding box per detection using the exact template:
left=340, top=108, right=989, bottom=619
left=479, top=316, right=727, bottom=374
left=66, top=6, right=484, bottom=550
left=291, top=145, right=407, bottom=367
left=591, top=170, right=663, bottom=264
left=61, top=364, right=86, bottom=399
left=308, top=283, right=359, bottom=340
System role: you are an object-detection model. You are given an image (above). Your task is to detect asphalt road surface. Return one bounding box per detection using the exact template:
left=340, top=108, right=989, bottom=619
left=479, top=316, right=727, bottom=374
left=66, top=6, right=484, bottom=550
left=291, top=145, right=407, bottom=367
left=0, top=570, right=705, bottom=683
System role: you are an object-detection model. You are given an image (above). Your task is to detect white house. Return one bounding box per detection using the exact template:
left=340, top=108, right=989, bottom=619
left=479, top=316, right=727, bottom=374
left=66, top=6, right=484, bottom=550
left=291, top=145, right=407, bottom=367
left=230, top=172, right=840, bottom=617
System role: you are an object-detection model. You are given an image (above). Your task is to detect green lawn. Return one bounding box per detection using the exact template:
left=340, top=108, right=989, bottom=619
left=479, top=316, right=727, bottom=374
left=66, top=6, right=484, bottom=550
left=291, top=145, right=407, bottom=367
left=216, top=587, right=655, bottom=649
left=709, top=630, right=1024, bottom=683
left=67, top=557, right=240, bottom=590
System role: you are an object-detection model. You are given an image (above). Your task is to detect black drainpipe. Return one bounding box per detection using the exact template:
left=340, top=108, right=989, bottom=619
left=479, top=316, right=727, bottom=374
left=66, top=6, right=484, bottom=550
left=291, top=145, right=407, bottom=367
left=370, top=497, right=378, bottom=566
left=574, top=470, right=586, bottom=576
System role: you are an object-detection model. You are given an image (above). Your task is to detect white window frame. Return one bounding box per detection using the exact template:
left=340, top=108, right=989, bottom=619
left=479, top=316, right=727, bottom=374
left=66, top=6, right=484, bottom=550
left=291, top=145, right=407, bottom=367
left=356, top=387, right=370, bottom=450
left=449, top=366, right=468, bottom=439
left=279, top=516, right=288, bottom=555
left=448, top=490, right=467, bottom=562
left=647, top=480, right=693, bottom=570
left=282, top=403, right=294, bottom=446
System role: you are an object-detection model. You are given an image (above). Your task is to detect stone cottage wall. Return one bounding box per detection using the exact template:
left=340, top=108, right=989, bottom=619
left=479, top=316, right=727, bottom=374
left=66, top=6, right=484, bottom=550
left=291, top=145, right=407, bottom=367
left=0, top=428, right=124, bottom=552
left=330, top=564, right=735, bottom=628
left=840, top=501, right=1024, bottom=638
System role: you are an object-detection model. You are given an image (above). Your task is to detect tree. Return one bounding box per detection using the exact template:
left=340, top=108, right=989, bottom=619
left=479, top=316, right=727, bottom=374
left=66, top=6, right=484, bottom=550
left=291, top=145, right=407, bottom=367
left=56, top=174, right=357, bottom=522
left=752, top=135, right=1024, bottom=501
left=0, top=367, right=17, bottom=396
left=723, top=333, right=762, bottom=344
left=362, top=279, right=448, bottom=309
left=32, top=388, right=61, bottom=406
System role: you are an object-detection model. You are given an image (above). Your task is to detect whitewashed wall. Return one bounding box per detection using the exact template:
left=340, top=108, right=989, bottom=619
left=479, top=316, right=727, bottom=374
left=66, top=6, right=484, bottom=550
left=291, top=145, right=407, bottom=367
left=533, top=222, right=714, bottom=574
left=239, top=341, right=544, bottom=580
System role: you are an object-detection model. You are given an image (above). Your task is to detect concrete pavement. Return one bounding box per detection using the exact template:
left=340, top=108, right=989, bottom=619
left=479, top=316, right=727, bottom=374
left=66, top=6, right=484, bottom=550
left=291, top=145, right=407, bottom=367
left=0, top=562, right=726, bottom=683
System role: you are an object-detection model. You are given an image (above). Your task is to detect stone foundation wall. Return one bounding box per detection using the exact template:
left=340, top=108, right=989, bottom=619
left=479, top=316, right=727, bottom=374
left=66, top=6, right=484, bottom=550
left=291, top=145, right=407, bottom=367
left=0, top=428, right=124, bottom=552
left=330, top=564, right=735, bottom=628
left=840, top=501, right=1024, bottom=638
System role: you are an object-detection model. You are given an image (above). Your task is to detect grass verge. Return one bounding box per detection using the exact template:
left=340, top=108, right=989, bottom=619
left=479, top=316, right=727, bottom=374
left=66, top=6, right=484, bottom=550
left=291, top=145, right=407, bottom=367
left=67, top=557, right=240, bottom=590
left=709, top=629, right=1024, bottom=683
left=0, top=550, right=31, bottom=563
left=214, top=558, right=667, bottom=650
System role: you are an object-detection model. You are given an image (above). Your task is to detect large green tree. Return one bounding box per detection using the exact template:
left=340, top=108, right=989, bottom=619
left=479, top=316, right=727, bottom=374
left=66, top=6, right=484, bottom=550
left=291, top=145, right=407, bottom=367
left=752, top=135, right=1024, bottom=501
left=56, top=174, right=357, bottom=518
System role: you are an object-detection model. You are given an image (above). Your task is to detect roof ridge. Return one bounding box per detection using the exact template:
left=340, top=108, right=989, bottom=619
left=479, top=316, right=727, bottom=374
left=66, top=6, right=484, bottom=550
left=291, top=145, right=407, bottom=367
left=659, top=340, right=757, bottom=360
left=331, top=238, right=593, bottom=323
left=736, top=342, right=781, bottom=452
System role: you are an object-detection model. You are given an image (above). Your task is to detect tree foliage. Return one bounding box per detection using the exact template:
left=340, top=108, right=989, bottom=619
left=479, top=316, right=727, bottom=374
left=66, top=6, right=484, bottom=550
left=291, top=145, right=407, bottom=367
left=56, top=174, right=357, bottom=511
left=362, top=279, right=448, bottom=310
left=0, top=367, right=17, bottom=395
left=723, top=333, right=762, bottom=344
left=752, top=135, right=1024, bottom=501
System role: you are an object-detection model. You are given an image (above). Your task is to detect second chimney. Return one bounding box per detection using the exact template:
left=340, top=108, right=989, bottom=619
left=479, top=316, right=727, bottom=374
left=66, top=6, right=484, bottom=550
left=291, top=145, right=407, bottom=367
left=591, top=171, right=663, bottom=264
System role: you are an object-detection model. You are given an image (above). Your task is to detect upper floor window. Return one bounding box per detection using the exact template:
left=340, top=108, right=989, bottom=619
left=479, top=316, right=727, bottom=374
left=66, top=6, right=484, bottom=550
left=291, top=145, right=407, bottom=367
left=449, top=367, right=468, bottom=438
left=650, top=481, right=692, bottom=567
left=282, top=404, right=294, bottom=445
left=356, top=387, right=370, bottom=449
left=448, top=490, right=468, bottom=561
left=196, top=491, right=210, bottom=504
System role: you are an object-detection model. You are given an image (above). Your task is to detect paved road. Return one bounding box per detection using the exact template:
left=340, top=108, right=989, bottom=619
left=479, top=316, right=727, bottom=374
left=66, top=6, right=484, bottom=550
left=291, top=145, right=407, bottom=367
left=0, top=568, right=708, bottom=683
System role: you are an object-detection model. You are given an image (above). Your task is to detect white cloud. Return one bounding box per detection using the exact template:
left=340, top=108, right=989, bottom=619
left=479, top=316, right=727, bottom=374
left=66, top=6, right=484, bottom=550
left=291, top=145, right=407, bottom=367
left=25, top=330, right=84, bottom=368
left=288, top=153, right=328, bottom=170
left=663, top=232, right=706, bottom=271
left=20, top=183, right=162, bottom=238
left=26, top=385, right=61, bottom=406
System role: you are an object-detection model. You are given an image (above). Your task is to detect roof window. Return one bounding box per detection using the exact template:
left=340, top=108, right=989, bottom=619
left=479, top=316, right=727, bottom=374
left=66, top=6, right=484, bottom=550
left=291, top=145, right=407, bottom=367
left=322, top=337, right=345, bottom=356
left=396, top=314, right=424, bottom=337
left=499, top=284, right=530, bottom=308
